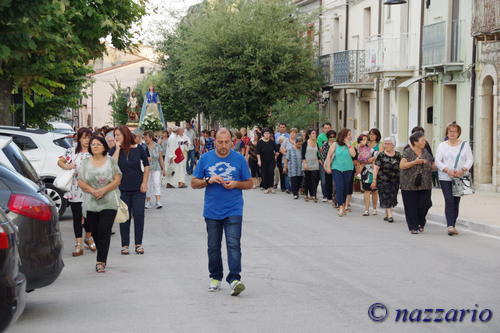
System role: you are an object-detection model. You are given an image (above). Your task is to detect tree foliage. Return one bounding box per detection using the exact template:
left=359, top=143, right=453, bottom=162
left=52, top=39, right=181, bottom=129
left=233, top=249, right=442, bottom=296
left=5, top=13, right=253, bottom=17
left=157, top=0, right=321, bottom=127
left=110, top=81, right=129, bottom=126
left=0, top=0, right=147, bottom=125
left=270, top=96, right=325, bottom=131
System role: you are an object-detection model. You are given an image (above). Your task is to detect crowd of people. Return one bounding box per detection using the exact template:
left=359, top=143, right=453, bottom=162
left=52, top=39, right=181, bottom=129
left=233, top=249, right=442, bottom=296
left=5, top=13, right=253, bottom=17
left=61, top=120, right=473, bottom=282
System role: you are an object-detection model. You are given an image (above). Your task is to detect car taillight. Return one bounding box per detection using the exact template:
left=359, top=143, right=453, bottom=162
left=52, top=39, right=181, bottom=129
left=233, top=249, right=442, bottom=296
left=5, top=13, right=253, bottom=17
left=0, top=225, right=8, bottom=249
left=8, top=194, right=52, bottom=222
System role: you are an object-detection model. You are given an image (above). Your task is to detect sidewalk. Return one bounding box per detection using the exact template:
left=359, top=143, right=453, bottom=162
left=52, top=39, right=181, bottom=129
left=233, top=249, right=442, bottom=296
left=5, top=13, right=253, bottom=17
left=350, top=188, right=500, bottom=237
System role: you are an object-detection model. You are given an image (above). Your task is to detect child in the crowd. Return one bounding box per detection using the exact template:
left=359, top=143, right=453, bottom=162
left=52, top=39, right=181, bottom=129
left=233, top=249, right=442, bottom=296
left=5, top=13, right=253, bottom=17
left=284, top=136, right=304, bottom=199
left=355, top=134, right=373, bottom=179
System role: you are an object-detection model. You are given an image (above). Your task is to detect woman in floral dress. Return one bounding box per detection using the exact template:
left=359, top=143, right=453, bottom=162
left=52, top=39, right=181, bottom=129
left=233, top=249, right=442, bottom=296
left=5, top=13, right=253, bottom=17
left=371, top=137, right=401, bottom=223
left=57, top=127, right=96, bottom=256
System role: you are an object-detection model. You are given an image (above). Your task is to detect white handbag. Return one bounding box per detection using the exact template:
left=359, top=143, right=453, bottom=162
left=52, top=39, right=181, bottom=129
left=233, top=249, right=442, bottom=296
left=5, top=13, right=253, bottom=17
left=53, top=169, right=75, bottom=192
left=114, top=191, right=129, bottom=224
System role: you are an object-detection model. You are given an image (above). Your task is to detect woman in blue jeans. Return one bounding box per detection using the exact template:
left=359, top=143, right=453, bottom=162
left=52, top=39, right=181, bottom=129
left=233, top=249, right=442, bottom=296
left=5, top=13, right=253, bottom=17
left=111, top=125, right=150, bottom=255
left=325, top=128, right=356, bottom=217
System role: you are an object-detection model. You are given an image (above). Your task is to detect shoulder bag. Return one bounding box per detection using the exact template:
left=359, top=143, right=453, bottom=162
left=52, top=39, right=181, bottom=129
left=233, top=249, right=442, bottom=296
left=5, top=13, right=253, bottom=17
left=451, top=141, right=474, bottom=197
left=114, top=191, right=129, bottom=223
left=54, top=169, right=75, bottom=192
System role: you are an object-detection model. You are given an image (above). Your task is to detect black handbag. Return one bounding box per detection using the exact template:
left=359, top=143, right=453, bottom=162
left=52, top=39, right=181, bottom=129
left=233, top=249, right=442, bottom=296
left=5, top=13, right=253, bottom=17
left=414, top=164, right=423, bottom=187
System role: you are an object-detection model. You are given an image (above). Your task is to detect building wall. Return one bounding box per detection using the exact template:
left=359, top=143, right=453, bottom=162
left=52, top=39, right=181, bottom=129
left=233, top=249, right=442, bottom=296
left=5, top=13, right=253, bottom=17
left=475, top=40, right=500, bottom=191
left=80, top=60, right=159, bottom=128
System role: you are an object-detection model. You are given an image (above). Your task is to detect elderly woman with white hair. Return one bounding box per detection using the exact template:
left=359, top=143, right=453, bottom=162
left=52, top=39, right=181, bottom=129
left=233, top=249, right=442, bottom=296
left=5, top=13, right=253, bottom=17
left=371, top=136, right=401, bottom=223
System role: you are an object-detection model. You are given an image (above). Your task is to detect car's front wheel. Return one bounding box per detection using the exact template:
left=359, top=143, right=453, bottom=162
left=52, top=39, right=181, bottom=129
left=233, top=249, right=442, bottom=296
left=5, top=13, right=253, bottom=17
left=44, top=183, right=67, bottom=218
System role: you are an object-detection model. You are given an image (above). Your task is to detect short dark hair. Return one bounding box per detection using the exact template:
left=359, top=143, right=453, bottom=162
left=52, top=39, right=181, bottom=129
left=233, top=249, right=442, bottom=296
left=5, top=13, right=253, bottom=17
left=411, top=126, right=425, bottom=134
left=409, top=131, right=425, bottom=146
left=279, top=123, right=287, bottom=127
left=336, top=128, right=351, bottom=146
left=262, top=128, right=271, bottom=134
left=368, top=128, right=381, bottom=143
left=326, top=130, right=336, bottom=138
left=357, top=134, right=368, bottom=144
left=322, top=122, right=332, bottom=128
left=89, top=135, right=110, bottom=156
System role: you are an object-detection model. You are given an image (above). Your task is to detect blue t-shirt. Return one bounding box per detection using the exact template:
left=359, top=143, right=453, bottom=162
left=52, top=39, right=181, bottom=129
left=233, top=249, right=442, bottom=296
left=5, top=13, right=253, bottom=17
left=274, top=132, right=290, bottom=142
left=193, top=150, right=252, bottom=220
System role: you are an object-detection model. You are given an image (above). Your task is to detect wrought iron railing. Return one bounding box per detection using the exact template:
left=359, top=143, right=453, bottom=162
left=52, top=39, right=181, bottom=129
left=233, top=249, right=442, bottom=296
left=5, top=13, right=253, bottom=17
left=332, top=50, right=365, bottom=84
left=319, top=54, right=332, bottom=85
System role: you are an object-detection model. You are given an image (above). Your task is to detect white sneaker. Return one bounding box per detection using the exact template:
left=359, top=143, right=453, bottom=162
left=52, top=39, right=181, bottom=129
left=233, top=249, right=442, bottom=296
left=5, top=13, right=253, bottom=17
left=371, top=209, right=378, bottom=215
left=321, top=198, right=328, bottom=202
left=145, top=202, right=152, bottom=209
left=156, top=202, right=163, bottom=209
left=230, top=280, right=246, bottom=296
left=208, top=278, right=221, bottom=292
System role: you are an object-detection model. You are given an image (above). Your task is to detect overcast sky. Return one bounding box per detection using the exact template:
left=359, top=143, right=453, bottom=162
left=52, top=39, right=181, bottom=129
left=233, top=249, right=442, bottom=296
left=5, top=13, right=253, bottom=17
left=137, top=0, right=204, bottom=45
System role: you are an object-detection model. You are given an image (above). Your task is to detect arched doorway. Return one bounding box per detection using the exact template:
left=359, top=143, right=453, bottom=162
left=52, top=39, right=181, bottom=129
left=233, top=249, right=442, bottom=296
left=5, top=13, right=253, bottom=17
left=479, top=75, right=494, bottom=186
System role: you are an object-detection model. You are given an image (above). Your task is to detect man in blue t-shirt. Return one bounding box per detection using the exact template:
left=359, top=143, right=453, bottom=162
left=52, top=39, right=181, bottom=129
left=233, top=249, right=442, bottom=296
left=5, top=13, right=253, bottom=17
left=192, top=128, right=253, bottom=296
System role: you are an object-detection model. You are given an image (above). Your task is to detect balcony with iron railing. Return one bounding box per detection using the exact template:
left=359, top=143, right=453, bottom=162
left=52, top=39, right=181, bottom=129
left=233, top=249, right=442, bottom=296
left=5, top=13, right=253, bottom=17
left=364, top=33, right=415, bottom=74
left=472, top=0, right=500, bottom=36
left=422, top=20, right=464, bottom=70
left=333, top=50, right=366, bottom=84
left=319, top=50, right=373, bottom=88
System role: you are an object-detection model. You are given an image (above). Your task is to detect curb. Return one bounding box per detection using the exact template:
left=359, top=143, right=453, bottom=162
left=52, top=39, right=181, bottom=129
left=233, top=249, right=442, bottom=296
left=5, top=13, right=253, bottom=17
left=350, top=196, right=500, bottom=238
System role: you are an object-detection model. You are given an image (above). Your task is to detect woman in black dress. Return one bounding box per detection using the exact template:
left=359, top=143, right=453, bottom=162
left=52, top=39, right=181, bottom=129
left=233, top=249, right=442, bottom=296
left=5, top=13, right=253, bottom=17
left=371, top=137, right=401, bottom=223
left=256, top=128, right=278, bottom=193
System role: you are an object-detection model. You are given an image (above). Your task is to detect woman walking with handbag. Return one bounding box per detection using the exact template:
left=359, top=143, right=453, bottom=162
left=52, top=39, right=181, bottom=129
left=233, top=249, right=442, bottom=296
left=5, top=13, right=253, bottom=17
left=77, top=136, right=122, bottom=273
left=57, top=127, right=96, bottom=256
left=400, top=132, right=435, bottom=234
left=435, top=123, right=473, bottom=236
left=324, top=128, right=356, bottom=217
left=112, top=125, right=150, bottom=255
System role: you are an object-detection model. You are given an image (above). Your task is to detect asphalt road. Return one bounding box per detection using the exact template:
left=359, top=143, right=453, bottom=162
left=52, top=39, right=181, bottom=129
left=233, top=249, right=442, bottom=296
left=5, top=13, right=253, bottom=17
left=8, top=183, right=500, bottom=333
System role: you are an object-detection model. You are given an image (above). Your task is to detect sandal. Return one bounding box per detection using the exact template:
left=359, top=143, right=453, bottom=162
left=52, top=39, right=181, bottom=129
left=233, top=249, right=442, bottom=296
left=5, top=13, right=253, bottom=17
left=121, top=246, right=130, bottom=255
left=135, top=245, right=144, bottom=255
left=96, top=262, right=106, bottom=273
left=72, top=243, right=84, bottom=257
left=362, top=211, right=369, bottom=216
left=84, top=237, right=97, bottom=252
left=387, top=217, right=394, bottom=223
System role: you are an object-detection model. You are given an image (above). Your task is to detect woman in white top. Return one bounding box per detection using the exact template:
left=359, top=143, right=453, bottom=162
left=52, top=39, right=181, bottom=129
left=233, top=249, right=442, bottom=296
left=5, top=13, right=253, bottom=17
left=435, top=123, right=473, bottom=236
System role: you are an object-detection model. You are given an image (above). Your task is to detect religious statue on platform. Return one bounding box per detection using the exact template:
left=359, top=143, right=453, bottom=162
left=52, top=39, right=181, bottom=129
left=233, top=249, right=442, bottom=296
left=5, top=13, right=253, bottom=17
left=127, top=91, right=139, bottom=123
left=139, top=85, right=166, bottom=131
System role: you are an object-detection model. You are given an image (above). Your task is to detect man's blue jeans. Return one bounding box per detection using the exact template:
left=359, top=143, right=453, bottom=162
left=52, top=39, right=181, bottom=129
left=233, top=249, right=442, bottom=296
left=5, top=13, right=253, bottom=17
left=205, top=216, right=242, bottom=284
left=186, top=149, right=196, bottom=175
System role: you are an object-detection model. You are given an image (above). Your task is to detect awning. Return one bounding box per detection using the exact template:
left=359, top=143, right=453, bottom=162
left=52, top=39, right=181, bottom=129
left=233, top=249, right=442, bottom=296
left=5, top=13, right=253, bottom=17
left=397, top=75, right=427, bottom=88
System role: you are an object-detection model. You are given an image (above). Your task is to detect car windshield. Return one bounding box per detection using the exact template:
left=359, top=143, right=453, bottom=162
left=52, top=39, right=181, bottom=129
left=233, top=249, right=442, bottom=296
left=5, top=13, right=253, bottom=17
left=2, top=141, right=41, bottom=184
left=53, top=137, right=73, bottom=149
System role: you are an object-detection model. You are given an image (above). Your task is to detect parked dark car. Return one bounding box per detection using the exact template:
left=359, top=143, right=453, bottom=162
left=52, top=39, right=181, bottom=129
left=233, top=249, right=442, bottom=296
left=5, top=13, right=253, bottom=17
left=0, top=207, right=26, bottom=332
left=0, top=163, right=64, bottom=291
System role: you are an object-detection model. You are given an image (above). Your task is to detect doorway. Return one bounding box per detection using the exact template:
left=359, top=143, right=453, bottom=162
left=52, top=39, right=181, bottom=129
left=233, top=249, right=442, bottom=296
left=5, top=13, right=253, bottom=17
left=443, top=84, right=457, bottom=131
left=397, top=88, right=409, bottom=147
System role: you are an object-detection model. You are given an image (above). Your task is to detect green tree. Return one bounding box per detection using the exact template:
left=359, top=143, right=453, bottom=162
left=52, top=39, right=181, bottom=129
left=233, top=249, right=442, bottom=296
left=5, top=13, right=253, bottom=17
left=270, top=96, right=325, bottom=130
left=0, top=0, right=146, bottom=125
left=157, top=0, right=321, bottom=127
left=110, top=81, right=129, bottom=126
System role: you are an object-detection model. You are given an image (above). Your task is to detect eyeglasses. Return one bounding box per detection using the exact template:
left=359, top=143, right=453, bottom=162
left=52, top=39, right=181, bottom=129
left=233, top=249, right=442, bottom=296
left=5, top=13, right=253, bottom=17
left=91, top=143, right=104, bottom=147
